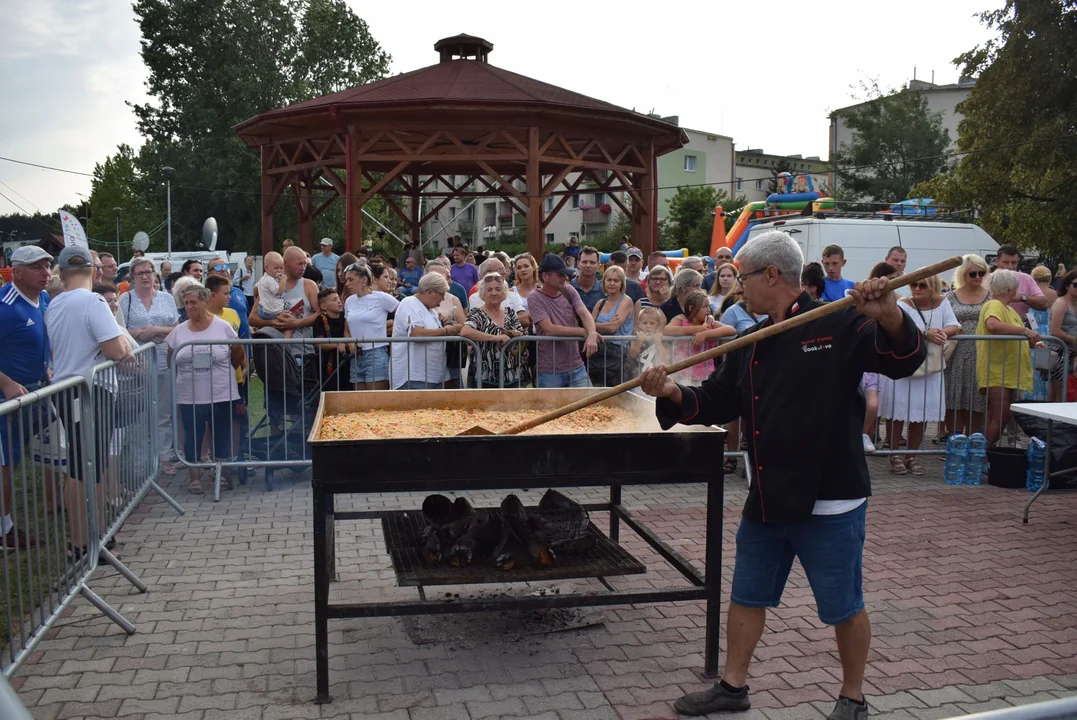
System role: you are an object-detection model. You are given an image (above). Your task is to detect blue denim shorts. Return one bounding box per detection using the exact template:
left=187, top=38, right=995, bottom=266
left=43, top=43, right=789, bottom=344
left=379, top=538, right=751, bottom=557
left=536, top=365, right=591, bottom=389
left=731, top=502, right=867, bottom=625
left=350, top=345, right=390, bottom=384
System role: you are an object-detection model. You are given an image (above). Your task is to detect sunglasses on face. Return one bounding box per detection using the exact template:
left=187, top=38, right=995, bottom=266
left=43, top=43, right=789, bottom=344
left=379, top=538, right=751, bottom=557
left=210, top=264, right=227, bottom=271
left=912, top=282, right=930, bottom=290
left=968, top=270, right=986, bottom=278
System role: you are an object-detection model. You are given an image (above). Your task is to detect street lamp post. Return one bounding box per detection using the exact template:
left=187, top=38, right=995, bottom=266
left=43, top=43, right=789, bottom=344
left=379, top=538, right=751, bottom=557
left=113, top=207, right=121, bottom=260
left=162, top=166, right=174, bottom=258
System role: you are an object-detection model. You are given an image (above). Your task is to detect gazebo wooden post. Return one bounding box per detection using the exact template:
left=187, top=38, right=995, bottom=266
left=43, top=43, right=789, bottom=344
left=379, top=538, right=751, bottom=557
left=296, top=172, right=314, bottom=252
left=526, top=127, right=543, bottom=260
left=409, top=174, right=420, bottom=248
left=260, top=145, right=275, bottom=255
left=344, top=127, right=362, bottom=255
left=631, top=147, right=656, bottom=258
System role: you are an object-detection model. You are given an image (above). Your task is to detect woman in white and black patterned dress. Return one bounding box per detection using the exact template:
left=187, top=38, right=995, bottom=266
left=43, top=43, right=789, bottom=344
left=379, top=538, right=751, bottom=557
left=462, top=273, right=525, bottom=388
left=944, top=255, right=990, bottom=436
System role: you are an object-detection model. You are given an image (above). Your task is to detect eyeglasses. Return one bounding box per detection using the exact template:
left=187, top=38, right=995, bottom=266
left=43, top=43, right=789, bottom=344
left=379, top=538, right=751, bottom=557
left=912, top=282, right=930, bottom=290
left=648, top=276, right=669, bottom=284
left=133, top=270, right=155, bottom=278
left=210, top=264, right=227, bottom=271
left=737, top=266, right=773, bottom=285
left=968, top=270, right=986, bottom=278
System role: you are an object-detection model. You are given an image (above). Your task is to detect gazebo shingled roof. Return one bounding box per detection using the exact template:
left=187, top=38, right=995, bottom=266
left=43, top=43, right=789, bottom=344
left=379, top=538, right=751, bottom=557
left=236, top=34, right=687, bottom=258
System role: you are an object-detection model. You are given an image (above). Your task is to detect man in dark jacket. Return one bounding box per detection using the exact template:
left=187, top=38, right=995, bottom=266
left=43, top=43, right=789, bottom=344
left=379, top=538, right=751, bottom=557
left=641, top=230, right=925, bottom=720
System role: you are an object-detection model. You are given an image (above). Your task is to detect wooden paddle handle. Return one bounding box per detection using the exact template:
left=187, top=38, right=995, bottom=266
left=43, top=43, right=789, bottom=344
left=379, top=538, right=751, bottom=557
left=500, top=255, right=963, bottom=436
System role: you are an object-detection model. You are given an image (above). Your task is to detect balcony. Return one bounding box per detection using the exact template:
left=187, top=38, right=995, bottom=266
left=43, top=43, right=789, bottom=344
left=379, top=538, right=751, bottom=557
left=581, top=207, right=611, bottom=225
left=457, top=219, right=475, bottom=233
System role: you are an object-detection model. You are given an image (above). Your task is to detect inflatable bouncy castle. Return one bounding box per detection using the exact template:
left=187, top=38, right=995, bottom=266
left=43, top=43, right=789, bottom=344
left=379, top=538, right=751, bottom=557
left=710, top=172, right=835, bottom=257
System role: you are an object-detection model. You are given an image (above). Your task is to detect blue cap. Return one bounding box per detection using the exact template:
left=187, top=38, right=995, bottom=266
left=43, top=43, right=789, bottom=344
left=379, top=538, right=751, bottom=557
left=538, top=253, right=577, bottom=277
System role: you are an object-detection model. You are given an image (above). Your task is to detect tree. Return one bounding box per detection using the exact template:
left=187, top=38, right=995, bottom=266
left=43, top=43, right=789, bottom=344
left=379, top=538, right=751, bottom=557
left=126, top=0, right=391, bottom=253
left=831, top=82, right=952, bottom=203
left=86, top=145, right=163, bottom=253
left=663, top=186, right=747, bottom=256
left=914, top=1, right=1077, bottom=258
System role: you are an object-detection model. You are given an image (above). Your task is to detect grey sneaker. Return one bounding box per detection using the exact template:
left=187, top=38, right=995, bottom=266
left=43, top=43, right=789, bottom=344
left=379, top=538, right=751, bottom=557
left=673, top=683, right=750, bottom=716
left=828, top=697, right=868, bottom=719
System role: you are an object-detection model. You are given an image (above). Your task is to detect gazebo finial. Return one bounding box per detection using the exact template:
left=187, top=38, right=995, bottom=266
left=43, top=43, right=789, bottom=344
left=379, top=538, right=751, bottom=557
left=434, top=34, right=493, bottom=63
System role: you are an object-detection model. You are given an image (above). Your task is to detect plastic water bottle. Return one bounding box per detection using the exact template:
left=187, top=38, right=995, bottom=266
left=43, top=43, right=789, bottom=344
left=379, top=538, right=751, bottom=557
left=965, top=433, right=988, bottom=485
left=943, top=434, right=968, bottom=485
left=1026, top=437, right=1047, bottom=492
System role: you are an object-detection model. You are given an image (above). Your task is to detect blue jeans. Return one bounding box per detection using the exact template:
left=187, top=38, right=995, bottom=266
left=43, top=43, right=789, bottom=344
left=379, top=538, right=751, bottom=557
left=397, top=381, right=444, bottom=390
left=731, top=502, right=867, bottom=625
left=536, top=365, right=591, bottom=389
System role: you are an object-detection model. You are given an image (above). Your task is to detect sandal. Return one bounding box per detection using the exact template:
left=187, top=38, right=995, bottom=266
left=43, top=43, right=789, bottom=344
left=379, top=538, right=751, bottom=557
left=906, top=458, right=926, bottom=476
left=890, top=456, right=908, bottom=475
left=187, top=470, right=205, bottom=495
left=723, top=457, right=738, bottom=474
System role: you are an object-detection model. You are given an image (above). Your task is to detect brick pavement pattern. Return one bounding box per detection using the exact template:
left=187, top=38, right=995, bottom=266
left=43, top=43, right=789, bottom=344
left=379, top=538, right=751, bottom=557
left=11, top=454, right=1077, bottom=719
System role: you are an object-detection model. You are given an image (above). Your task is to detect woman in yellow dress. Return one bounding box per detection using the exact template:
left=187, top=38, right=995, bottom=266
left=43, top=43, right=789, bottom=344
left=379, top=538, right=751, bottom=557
left=976, top=269, right=1043, bottom=448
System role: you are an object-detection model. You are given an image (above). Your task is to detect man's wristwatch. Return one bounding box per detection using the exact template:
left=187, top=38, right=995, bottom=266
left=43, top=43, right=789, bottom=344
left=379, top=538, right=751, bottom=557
left=1020, top=294, right=1028, bottom=303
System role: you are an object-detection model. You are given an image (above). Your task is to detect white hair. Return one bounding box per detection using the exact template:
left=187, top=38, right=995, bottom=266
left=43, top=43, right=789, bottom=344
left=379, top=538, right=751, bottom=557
left=681, top=256, right=705, bottom=270
left=129, top=256, right=157, bottom=277
left=171, top=276, right=201, bottom=307
left=418, top=272, right=449, bottom=294
left=477, top=257, right=504, bottom=277
left=735, top=230, right=804, bottom=288
left=988, top=268, right=1019, bottom=296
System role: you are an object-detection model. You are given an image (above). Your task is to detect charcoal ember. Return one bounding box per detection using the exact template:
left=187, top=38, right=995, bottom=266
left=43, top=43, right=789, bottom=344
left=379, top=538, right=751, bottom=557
left=497, top=495, right=556, bottom=568
left=420, top=495, right=476, bottom=565
left=537, top=490, right=594, bottom=555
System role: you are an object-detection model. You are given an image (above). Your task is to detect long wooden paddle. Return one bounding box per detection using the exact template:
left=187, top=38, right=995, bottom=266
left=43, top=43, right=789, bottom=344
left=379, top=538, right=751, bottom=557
left=458, top=255, right=963, bottom=436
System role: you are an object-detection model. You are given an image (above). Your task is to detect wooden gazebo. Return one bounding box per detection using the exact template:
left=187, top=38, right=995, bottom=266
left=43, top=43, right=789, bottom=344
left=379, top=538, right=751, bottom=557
left=235, top=34, right=687, bottom=259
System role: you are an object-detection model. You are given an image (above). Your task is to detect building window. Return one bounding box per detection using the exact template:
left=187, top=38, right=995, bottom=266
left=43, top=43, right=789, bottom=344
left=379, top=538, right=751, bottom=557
left=684, top=155, right=697, bottom=172
left=465, top=205, right=475, bottom=221
left=594, top=192, right=605, bottom=206
left=571, top=194, right=580, bottom=209
left=545, top=197, right=554, bottom=212
left=736, top=178, right=743, bottom=191
left=755, top=180, right=763, bottom=190
left=546, top=233, right=555, bottom=244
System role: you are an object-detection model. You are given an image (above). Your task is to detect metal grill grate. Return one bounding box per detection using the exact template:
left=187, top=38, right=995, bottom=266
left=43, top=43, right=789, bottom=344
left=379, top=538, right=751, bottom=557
left=380, top=509, right=646, bottom=586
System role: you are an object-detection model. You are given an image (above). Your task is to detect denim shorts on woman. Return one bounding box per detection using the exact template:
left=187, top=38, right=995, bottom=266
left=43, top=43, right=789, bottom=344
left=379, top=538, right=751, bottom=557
left=350, top=345, right=390, bottom=384
left=730, top=501, right=867, bottom=625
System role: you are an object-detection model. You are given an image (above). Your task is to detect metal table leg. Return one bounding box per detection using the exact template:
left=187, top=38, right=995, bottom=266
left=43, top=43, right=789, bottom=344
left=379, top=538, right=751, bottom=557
left=609, top=484, right=621, bottom=543
left=313, top=489, right=331, bottom=703
left=1024, top=419, right=1052, bottom=524
left=703, top=472, right=723, bottom=679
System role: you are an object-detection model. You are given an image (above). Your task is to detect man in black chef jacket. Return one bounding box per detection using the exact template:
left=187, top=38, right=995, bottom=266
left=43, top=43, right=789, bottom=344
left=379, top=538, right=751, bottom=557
left=641, top=230, right=925, bottom=720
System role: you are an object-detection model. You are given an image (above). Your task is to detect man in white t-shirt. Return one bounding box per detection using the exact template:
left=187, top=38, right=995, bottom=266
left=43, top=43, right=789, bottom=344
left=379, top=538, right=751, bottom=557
left=44, top=246, right=132, bottom=554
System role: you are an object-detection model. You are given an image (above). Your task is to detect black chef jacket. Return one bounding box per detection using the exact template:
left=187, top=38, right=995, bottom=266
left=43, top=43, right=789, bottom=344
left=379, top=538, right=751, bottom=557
left=656, top=292, right=926, bottom=525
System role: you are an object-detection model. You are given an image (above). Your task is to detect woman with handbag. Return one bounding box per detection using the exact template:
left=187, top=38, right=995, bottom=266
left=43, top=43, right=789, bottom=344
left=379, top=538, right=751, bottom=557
left=944, top=255, right=991, bottom=437
left=879, top=274, right=960, bottom=475
left=588, top=266, right=636, bottom=387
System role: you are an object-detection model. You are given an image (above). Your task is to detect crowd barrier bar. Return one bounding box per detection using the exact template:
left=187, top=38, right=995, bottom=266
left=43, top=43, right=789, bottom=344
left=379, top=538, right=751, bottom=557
left=0, top=372, right=135, bottom=677
left=170, top=336, right=483, bottom=501
left=868, top=335, right=1070, bottom=458
left=944, top=696, right=1077, bottom=720
left=86, top=343, right=184, bottom=592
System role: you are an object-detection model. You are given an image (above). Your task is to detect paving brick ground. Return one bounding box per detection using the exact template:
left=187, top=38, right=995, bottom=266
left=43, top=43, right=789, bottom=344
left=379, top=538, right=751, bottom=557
left=11, top=453, right=1077, bottom=719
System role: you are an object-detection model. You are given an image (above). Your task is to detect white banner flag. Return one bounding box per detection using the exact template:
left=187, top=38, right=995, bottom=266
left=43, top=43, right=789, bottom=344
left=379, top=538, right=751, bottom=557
left=58, top=210, right=89, bottom=249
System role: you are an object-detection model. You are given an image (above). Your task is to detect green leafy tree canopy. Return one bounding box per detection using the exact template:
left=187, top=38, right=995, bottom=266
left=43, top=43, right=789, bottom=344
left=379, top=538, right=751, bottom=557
left=831, top=81, right=951, bottom=203
left=663, top=186, right=747, bottom=256
left=914, top=1, right=1077, bottom=259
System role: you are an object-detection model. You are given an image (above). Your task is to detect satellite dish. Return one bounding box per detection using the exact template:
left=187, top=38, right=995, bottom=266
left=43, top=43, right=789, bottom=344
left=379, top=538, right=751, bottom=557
left=202, top=217, right=218, bottom=252
left=132, top=232, right=150, bottom=252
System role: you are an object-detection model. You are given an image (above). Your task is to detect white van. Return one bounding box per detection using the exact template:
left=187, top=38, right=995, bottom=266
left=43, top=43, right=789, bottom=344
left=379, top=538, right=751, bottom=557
left=745, top=217, right=999, bottom=283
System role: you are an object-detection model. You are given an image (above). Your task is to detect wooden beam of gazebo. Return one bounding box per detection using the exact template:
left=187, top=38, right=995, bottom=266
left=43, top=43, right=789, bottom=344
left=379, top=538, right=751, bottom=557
left=236, top=34, right=686, bottom=259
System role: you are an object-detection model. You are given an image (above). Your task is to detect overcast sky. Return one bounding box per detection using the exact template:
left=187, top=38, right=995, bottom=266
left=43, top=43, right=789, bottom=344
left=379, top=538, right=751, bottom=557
left=0, top=0, right=1001, bottom=217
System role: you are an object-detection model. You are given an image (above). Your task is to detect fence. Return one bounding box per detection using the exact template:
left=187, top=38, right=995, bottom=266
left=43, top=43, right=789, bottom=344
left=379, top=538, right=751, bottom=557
left=0, top=342, right=182, bottom=677
left=866, top=335, right=1070, bottom=459
left=170, top=335, right=483, bottom=501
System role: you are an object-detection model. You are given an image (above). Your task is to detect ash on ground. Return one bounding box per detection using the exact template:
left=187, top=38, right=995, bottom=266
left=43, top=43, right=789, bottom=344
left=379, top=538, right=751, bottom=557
left=401, top=583, right=606, bottom=649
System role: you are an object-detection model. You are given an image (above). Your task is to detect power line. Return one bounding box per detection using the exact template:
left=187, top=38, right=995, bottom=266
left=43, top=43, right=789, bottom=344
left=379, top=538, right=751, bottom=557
left=1, top=132, right=1075, bottom=202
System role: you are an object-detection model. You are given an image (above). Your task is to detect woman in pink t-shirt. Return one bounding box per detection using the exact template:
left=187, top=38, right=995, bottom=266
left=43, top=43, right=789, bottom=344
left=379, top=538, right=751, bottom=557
left=165, top=285, right=244, bottom=494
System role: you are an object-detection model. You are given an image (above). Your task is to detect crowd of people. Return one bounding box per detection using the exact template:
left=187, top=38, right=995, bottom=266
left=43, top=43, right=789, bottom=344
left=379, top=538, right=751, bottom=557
left=2, top=229, right=1072, bottom=515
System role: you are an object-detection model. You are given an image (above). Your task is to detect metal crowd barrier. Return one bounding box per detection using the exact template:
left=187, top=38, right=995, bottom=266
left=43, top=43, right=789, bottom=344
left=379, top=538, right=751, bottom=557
left=170, top=336, right=482, bottom=501
left=0, top=342, right=183, bottom=677
left=868, top=335, right=1070, bottom=458
left=944, top=696, right=1077, bottom=719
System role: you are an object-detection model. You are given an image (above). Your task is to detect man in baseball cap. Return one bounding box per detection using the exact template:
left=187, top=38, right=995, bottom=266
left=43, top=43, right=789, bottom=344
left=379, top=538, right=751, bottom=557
left=312, top=237, right=339, bottom=289
left=625, top=247, right=644, bottom=285
left=0, top=246, right=54, bottom=547
left=528, top=254, right=599, bottom=388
